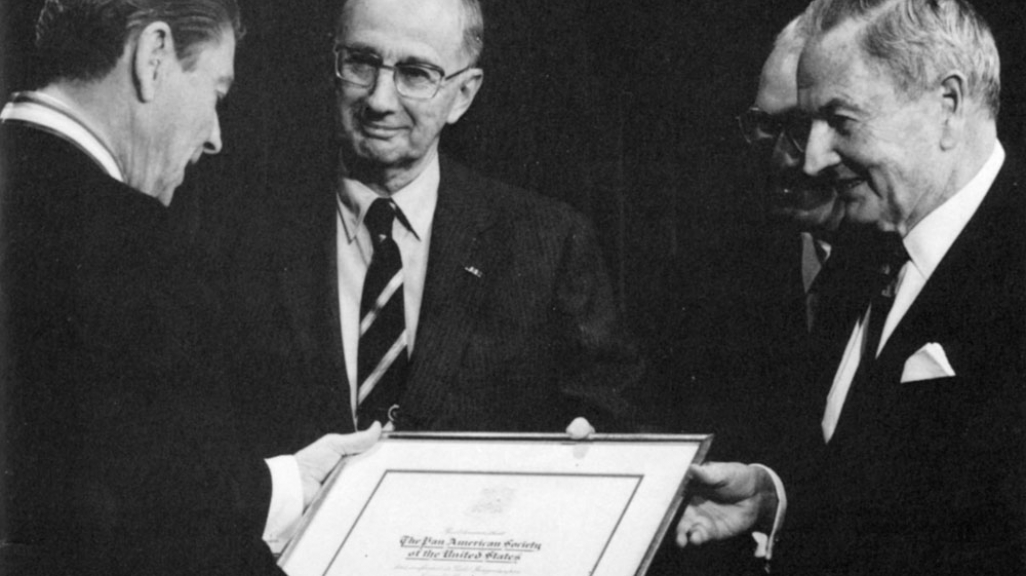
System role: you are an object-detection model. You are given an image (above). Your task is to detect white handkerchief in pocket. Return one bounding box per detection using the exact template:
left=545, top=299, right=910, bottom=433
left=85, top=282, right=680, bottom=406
left=901, top=342, right=956, bottom=383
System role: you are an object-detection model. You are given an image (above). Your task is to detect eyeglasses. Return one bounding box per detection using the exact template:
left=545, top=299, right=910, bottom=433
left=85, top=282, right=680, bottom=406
left=334, top=46, right=475, bottom=100
left=737, top=106, right=811, bottom=153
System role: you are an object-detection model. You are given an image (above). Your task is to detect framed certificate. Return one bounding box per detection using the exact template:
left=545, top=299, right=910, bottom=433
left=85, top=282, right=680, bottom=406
left=279, top=432, right=712, bottom=576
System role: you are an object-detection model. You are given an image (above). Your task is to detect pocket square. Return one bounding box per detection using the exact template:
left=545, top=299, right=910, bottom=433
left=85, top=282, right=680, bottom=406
left=901, top=342, right=956, bottom=383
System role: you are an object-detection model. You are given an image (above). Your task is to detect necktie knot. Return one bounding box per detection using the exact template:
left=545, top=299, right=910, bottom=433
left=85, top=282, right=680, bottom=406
left=880, top=236, right=908, bottom=278
left=365, top=198, right=396, bottom=246
left=875, top=235, right=909, bottom=298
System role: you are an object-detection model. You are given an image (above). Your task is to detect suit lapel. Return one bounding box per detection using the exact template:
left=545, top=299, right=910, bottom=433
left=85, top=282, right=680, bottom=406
left=278, top=186, right=351, bottom=416
left=400, top=158, right=498, bottom=420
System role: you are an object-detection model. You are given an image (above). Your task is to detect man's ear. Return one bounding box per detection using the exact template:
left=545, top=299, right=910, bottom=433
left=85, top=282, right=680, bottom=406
left=938, top=71, right=966, bottom=151
left=446, top=68, right=484, bottom=125
left=132, top=21, right=176, bottom=103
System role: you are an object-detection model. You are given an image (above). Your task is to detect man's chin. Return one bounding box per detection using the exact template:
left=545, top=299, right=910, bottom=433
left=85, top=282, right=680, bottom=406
left=348, top=140, right=411, bottom=167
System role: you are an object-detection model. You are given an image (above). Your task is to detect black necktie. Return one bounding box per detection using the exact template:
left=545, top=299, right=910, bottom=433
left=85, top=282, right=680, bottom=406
left=831, top=235, right=908, bottom=439
left=861, top=238, right=909, bottom=363
left=357, top=198, right=409, bottom=429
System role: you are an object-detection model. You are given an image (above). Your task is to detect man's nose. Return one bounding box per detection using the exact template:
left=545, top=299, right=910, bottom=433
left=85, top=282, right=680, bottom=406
left=364, top=67, right=402, bottom=111
left=802, top=121, right=839, bottom=177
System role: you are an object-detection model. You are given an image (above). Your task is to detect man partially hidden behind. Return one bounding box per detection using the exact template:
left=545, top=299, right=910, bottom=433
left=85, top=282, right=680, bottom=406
left=676, top=0, right=1026, bottom=574
left=0, top=2, right=379, bottom=574
left=735, top=0, right=899, bottom=469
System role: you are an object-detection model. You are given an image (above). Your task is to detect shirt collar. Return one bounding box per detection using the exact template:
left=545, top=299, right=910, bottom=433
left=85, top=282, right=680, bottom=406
left=800, top=232, right=833, bottom=293
left=903, top=141, right=1005, bottom=282
left=1, top=91, right=124, bottom=182
left=337, top=153, right=440, bottom=243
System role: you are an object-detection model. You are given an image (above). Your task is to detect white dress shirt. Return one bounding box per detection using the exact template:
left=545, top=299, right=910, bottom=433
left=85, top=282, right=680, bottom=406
left=263, top=152, right=442, bottom=552
left=335, top=153, right=438, bottom=417
left=800, top=231, right=833, bottom=295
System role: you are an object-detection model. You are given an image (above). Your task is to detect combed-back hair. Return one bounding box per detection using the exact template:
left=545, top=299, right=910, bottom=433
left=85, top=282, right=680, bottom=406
left=34, top=0, right=243, bottom=84
left=458, top=0, right=485, bottom=66
left=806, top=0, right=1000, bottom=117
left=335, top=0, right=485, bottom=66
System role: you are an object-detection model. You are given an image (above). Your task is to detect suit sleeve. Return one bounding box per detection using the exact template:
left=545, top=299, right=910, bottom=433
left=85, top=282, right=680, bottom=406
left=75, top=268, right=286, bottom=576
left=550, top=210, right=646, bottom=432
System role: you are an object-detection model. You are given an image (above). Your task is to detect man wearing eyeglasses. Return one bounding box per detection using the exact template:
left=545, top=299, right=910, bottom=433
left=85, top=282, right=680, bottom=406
left=736, top=3, right=895, bottom=412
left=741, top=18, right=842, bottom=241
left=740, top=9, right=889, bottom=338
left=677, top=7, right=895, bottom=569
left=229, top=0, right=642, bottom=506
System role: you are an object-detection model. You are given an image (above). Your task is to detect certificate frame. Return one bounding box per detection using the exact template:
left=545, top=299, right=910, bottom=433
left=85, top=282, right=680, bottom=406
left=279, top=432, right=712, bottom=576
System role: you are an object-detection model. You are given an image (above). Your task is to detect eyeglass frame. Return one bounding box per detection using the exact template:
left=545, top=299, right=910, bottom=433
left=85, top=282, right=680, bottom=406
left=333, top=45, right=476, bottom=100
left=736, top=106, right=811, bottom=153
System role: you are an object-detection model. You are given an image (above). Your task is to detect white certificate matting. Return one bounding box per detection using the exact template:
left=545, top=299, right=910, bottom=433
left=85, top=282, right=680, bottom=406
left=279, top=433, right=711, bottom=576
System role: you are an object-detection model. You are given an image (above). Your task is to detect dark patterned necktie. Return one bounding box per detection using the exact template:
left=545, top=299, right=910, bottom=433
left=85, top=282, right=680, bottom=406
left=357, top=198, right=409, bottom=429
left=833, top=235, right=909, bottom=439
left=861, top=237, right=909, bottom=363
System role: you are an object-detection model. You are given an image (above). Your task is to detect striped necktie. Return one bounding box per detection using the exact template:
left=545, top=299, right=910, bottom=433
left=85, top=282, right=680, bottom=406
left=357, top=198, right=409, bottom=429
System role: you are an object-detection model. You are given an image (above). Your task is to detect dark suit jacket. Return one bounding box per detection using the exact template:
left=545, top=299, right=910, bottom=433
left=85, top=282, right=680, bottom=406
left=668, top=218, right=881, bottom=463
left=0, top=123, right=283, bottom=575
left=229, top=155, right=643, bottom=448
left=776, top=157, right=1026, bottom=576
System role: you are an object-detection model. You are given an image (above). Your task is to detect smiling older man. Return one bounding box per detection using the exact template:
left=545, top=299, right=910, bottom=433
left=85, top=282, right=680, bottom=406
left=225, top=0, right=642, bottom=455
left=676, top=1, right=1025, bottom=574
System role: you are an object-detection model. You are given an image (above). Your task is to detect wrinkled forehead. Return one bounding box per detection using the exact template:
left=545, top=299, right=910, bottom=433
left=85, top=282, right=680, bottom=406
left=336, top=0, right=467, bottom=65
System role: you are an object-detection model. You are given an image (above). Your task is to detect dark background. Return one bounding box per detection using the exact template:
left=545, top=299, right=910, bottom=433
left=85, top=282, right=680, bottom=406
left=2, top=1, right=1025, bottom=572
left=3, top=0, right=1025, bottom=434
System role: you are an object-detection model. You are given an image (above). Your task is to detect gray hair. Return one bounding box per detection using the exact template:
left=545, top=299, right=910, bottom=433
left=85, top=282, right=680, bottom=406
left=457, top=0, right=484, bottom=66
left=335, top=0, right=484, bottom=66
left=807, top=0, right=1000, bottom=117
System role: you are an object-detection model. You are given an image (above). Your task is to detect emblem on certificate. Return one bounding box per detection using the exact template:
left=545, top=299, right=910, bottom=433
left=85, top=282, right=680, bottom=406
left=279, top=432, right=712, bottom=576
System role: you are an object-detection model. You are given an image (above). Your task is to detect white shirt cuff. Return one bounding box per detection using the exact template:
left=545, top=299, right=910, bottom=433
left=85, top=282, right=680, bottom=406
left=263, top=455, right=305, bottom=555
left=749, top=463, right=786, bottom=560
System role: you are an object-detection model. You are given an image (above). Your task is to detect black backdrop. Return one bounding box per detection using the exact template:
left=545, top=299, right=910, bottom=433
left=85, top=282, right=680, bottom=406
left=2, top=1, right=1025, bottom=572
left=3, top=0, right=1025, bottom=427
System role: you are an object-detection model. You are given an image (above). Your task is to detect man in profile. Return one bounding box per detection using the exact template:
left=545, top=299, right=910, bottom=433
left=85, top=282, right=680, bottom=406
left=0, top=2, right=378, bottom=574
left=733, top=2, right=897, bottom=462
left=676, top=0, right=1025, bottom=574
